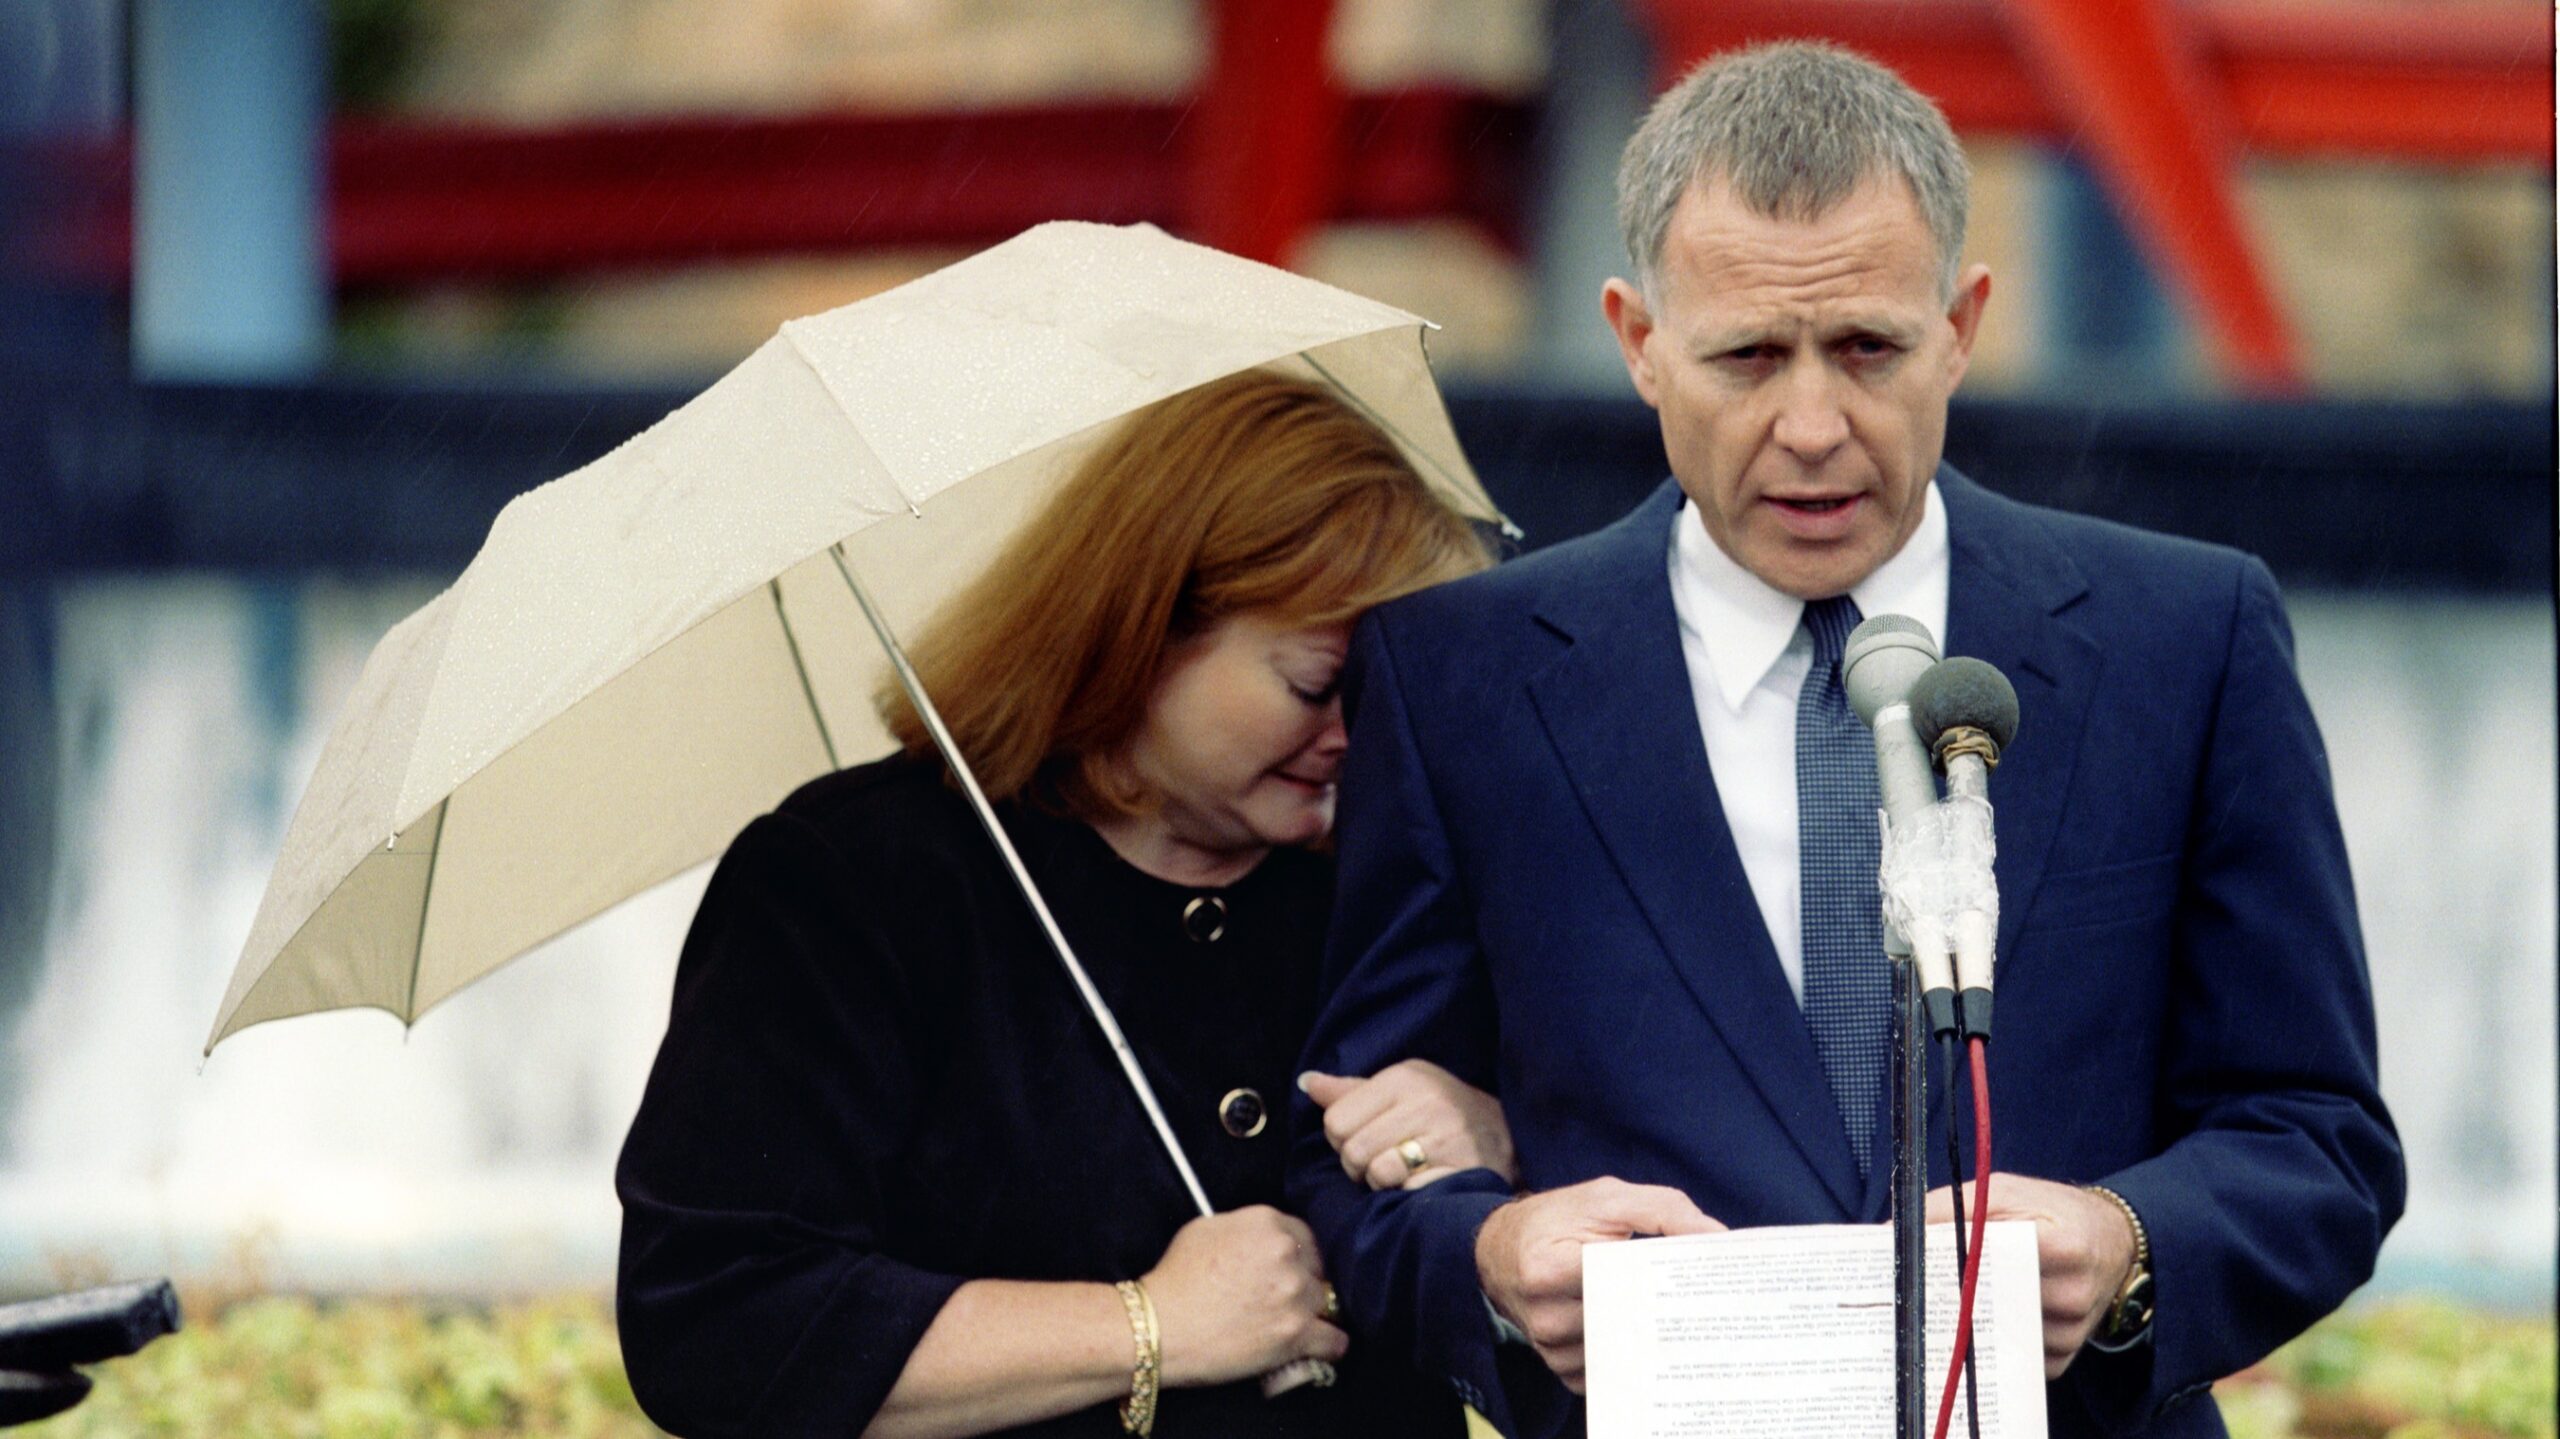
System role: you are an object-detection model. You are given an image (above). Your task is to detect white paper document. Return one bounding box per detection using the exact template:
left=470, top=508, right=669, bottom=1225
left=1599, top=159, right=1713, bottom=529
left=1584, top=1221, right=2047, bottom=1439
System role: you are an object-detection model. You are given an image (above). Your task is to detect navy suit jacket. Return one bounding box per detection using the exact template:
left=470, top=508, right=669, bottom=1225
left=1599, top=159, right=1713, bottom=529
left=1290, top=470, right=2403, bottom=1438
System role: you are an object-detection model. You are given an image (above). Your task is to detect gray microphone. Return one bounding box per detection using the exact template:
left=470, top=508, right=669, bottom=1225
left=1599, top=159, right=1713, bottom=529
left=1844, top=615, right=1942, bottom=822
left=1908, top=657, right=2022, bottom=1039
left=1843, top=615, right=1957, bottom=1025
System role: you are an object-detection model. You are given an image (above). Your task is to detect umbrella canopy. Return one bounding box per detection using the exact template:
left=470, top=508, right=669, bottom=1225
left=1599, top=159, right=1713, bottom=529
left=208, top=220, right=1502, bottom=1053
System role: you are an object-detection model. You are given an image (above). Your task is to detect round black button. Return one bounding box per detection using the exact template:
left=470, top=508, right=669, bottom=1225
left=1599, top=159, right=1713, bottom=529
left=1219, top=1087, right=1267, bottom=1138
left=1182, top=895, right=1228, bottom=943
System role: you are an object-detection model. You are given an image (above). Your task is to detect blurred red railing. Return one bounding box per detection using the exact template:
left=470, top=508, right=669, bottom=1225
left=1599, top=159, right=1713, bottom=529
left=1641, top=0, right=2551, bottom=164
left=1641, top=0, right=2549, bottom=391
left=20, top=0, right=2546, bottom=386
left=25, top=88, right=1533, bottom=288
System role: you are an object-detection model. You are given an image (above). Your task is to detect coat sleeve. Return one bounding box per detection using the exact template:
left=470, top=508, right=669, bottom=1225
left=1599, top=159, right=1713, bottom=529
left=1289, top=611, right=1567, bottom=1438
left=615, top=808, right=967, bottom=1439
left=2070, top=557, right=2405, bottom=1434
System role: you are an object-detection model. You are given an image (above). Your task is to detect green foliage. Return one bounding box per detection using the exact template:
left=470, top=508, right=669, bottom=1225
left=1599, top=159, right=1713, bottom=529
left=22, top=1290, right=2550, bottom=1437
left=2221, top=1297, right=2556, bottom=1439
left=24, top=1294, right=665, bottom=1438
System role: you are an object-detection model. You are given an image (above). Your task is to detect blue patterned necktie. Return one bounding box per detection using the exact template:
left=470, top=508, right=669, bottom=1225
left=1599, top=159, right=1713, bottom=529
left=1797, top=594, right=1887, bottom=1175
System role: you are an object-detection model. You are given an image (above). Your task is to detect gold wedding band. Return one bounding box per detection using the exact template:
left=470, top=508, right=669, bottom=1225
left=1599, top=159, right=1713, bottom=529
left=1321, top=1283, right=1342, bottom=1322
left=1396, top=1138, right=1429, bottom=1174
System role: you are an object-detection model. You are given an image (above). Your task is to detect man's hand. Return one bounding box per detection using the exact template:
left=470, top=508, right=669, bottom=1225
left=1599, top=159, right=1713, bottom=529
left=1925, top=1174, right=2137, bottom=1377
left=1301, top=1060, right=1519, bottom=1189
left=1474, top=1178, right=1723, bottom=1392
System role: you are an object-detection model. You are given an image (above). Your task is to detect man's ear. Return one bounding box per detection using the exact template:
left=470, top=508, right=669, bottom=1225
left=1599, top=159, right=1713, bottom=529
left=1601, top=278, right=1662, bottom=407
left=1943, top=263, right=1993, bottom=388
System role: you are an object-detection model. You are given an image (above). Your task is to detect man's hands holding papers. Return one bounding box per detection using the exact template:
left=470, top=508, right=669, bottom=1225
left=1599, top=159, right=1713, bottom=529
left=1926, top=1174, right=2138, bottom=1377
left=1474, top=1178, right=1725, bottom=1391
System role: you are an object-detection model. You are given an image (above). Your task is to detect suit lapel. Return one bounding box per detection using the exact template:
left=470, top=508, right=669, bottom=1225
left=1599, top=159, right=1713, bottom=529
left=1839, top=468, right=2100, bottom=1222
left=1524, top=484, right=1864, bottom=1215
left=1937, top=468, right=2099, bottom=975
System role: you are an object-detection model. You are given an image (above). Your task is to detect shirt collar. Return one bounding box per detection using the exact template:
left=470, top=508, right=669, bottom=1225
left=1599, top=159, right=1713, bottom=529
left=1668, top=480, right=1950, bottom=712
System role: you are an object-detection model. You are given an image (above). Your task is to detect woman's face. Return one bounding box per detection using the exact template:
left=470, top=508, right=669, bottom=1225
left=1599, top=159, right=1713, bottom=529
left=1121, top=611, right=1354, bottom=863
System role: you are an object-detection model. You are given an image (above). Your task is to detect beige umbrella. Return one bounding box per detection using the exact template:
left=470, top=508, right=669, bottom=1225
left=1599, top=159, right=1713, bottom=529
left=209, top=219, right=1500, bottom=1054
left=205, top=232, right=1503, bottom=1369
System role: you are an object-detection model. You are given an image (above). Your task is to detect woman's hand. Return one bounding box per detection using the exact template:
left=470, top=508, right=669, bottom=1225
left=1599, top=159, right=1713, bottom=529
left=1141, top=1207, right=1347, bottom=1387
left=1301, top=1059, right=1520, bottom=1190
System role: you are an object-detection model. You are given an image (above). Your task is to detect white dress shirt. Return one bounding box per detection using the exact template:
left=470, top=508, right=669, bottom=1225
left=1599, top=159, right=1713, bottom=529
left=1666, top=485, right=1951, bottom=1005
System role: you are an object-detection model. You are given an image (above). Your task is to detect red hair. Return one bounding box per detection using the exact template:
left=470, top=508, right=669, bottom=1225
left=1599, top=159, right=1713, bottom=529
left=880, top=368, right=1491, bottom=817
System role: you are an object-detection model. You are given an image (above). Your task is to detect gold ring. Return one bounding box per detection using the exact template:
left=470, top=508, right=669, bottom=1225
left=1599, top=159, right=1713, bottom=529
left=1321, top=1283, right=1342, bottom=1322
left=1396, top=1138, right=1429, bottom=1174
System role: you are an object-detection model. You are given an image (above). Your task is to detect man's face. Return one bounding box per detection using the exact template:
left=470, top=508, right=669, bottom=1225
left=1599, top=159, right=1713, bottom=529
left=1604, top=174, right=1991, bottom=599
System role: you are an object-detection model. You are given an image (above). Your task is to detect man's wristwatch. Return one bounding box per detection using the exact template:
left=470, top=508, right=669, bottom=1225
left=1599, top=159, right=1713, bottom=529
left=2083, top=1184, right=2155, bottom=1351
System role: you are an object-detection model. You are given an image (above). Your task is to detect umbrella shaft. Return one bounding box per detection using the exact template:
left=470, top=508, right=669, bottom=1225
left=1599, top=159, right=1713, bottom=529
left=828, top=545, right=1217, bottom=1219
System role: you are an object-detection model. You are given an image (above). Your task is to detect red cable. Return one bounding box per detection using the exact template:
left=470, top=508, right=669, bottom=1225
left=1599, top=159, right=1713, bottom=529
left=1931, top=1038, right=1994, bottom=1439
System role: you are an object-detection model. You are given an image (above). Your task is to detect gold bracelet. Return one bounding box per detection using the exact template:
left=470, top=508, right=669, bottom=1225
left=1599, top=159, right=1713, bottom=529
left=1114, top=1279, right=1160, bottom=1436
left=2083, top=1184, right=2150, bottom=1273
left=2082, top=1183, right=2157, bottom=1347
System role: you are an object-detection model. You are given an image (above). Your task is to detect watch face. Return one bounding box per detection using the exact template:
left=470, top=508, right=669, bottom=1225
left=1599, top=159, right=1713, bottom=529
left=2110, top=1272, right=2156, bottom=1338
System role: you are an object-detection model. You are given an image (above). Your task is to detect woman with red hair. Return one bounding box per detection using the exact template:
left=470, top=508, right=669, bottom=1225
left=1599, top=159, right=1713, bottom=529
left=618, top=370, right=1514, bottom=1438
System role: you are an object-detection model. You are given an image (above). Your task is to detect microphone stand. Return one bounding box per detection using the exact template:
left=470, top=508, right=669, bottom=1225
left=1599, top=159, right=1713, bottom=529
left=1843, top=615, right=1969, bottom=1439
left=1889, top=932, right=1927, bottom=1439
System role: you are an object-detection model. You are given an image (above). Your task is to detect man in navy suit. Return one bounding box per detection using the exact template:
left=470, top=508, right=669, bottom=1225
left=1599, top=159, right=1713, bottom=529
left=1290, top=41, right=2401, bottom=1439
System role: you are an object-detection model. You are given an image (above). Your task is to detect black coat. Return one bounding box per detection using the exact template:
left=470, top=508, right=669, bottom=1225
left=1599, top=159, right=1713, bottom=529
left=617, top=754, right=1464, bottom=1437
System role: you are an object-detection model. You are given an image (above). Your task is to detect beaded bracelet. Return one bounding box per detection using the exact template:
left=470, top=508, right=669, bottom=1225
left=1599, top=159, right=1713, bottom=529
left=1113, top=1279, right=1161, bottom=1436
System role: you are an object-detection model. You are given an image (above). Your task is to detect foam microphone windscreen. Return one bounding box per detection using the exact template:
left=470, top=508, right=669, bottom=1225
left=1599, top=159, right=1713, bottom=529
left=1908, top=656, right=2021, bottom=752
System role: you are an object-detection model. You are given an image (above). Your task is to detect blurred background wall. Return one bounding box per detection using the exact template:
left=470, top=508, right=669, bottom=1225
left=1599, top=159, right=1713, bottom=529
left=0, top=0, right=2550, bottom=1308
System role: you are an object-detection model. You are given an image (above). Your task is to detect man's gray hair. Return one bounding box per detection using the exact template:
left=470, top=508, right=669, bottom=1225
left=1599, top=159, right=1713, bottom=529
left=1616, top=41, right=1970, bottom=298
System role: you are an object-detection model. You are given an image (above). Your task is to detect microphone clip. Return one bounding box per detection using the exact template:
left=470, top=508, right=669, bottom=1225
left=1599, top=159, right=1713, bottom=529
left=1932, top=725, right=2002, bottom=773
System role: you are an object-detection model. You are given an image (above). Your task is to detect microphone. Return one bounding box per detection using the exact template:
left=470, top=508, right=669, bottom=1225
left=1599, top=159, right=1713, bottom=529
left=1843, top=616, right=1942, bottom=823
left=1907, top=658, right=2021, bottom=1039
left=1842, top=615, right=1956, bottom=1027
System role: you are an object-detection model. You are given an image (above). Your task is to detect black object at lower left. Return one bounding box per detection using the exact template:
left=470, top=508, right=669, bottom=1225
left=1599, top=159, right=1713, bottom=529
left=0, top=1368, right=91, bottom=1427
left=0, top=1278, right=181, bottom=1428
left=0, top=1279, right=181, bottom=1372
